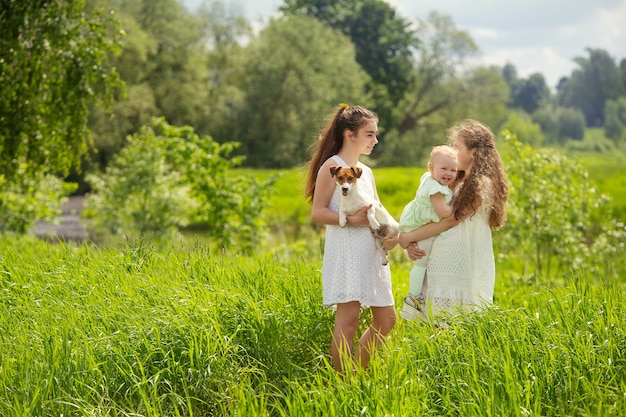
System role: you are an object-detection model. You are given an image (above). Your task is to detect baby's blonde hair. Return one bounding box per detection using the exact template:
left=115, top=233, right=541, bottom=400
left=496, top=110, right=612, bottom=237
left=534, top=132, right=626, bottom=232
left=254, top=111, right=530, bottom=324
left=430, top=145, right=457, bottom=162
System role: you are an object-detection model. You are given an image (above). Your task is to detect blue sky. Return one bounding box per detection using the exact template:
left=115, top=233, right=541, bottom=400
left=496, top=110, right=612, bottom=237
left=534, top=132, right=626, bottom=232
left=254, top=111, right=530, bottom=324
left=182, top=0, right=626, bottom=89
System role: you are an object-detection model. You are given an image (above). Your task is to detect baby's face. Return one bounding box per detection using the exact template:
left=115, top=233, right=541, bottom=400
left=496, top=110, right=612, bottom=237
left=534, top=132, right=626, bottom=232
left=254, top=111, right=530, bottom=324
left=430, top=154, right=458, bottom=186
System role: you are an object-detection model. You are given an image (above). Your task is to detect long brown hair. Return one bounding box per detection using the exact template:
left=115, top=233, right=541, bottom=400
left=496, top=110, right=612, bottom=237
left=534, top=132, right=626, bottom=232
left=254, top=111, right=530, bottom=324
left=304, top=104, right=378, bottom=202
left=449, top=120, right=508, bottom=229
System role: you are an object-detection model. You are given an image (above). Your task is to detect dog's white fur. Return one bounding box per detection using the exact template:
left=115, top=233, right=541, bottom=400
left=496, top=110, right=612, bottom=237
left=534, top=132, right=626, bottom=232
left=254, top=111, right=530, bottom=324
left=330, top=165, right=399, bottom=265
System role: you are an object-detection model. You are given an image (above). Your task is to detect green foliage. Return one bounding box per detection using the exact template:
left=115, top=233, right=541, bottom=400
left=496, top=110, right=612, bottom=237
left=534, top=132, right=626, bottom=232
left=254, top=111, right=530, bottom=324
left=508, top=72, right=551, bottom=114
left=557, top=48, right=624, bottom=127
left=502, top=112, right=544, bottom=147
left=85, top=118, right=277, bottom=250
left=532, top=106, right=586, bottom=145
left=604, top=97, right=626, bottom=142
left=155, top=119, right=278, bottom=249
left=85, top=125, right=194, bottom=243
left=379, top=12, right=482, bottom=166
left=226, top=15, right=372, bottom=168
left=281, top=0, right=417, bottom=128
left=85, top=0, right=211, bottom=171
left=1, top=235, right=624, bottom=416
left=0, top=0, right=123, bottom=181
left=499, top=133, right=626, bottom=281
left=0, top=169, right=77, bottom=233
left=557, top=107, right=586, bottom=140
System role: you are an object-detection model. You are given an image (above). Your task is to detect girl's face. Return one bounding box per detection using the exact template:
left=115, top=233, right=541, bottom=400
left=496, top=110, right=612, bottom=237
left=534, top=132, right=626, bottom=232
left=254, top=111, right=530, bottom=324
left=349, top=120, right=378, bottom=155
left=453, top=136, right=474, bottom=173
left=430, top=153, right=458, bottom=186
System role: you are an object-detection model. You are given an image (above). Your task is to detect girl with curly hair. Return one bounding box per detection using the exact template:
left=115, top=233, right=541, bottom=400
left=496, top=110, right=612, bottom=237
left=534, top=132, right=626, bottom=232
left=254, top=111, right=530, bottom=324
left=399, top=119, right=508, bottom=324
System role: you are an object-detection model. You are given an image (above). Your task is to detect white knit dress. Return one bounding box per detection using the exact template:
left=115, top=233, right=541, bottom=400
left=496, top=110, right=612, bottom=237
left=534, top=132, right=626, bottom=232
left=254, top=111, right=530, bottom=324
left=421, top=201, right=495, bottom=315
left=321, top=155, right=394, bottom=309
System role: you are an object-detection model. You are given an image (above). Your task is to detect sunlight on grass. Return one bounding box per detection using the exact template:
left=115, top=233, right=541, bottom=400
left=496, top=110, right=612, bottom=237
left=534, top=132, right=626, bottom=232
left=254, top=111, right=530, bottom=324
left=1, top=235, right=625, bottom=416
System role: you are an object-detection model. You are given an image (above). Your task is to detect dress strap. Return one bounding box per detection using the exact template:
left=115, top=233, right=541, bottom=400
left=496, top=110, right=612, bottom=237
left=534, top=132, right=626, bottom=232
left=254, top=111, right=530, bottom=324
left=330, top=155, right=347, bottom=167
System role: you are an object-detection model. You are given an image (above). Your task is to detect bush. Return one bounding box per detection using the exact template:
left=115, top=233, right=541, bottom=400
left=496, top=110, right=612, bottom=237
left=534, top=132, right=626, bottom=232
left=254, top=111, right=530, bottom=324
left=499, top=132, right=626, bottom=281
left=604, top=98, right=626, bottom=143
left=85, top=126, right=194, bottom=243
left=502, top=112, right=544, bottom=147
left=0, top=166, right=77, bottom=234
left=557, top=107, right=585, bottom=141
left=85, top=118, right=277, bottom=250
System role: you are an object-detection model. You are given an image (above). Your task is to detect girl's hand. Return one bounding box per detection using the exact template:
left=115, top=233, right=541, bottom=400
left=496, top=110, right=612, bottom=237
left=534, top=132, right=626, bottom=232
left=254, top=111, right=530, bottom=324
left=382, top=234, right=398, bottom=251
left=406, top=242, right=426, bottom=261
left=346, top=204, right=372, bottom=226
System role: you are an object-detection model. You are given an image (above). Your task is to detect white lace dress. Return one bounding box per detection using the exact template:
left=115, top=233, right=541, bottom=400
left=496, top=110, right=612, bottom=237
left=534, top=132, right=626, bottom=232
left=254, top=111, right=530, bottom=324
left=421, top=202, right=495, bottom=316
left=321, top=155, right=394, bottom=309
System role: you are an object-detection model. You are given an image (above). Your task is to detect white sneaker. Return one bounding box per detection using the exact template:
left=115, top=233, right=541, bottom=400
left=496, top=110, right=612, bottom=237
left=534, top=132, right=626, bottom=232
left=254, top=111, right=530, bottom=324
left=400, top=295, right=427, bottom=322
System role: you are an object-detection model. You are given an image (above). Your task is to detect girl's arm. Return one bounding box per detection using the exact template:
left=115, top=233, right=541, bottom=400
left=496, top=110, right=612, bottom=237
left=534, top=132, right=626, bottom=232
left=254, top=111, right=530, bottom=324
left=400, top=192, right=484, bottom=248
left=371, top=169, right=399, bottom=251
left=431, top=192, right=452, bottom=219
left=311, top=161, right=370, bottom=226
left=398, top=215, right=460, bottom=248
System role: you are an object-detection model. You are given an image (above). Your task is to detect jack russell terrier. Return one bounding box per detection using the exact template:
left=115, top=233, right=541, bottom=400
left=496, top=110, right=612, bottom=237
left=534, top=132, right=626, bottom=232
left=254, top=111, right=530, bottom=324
left=330, top=165, right=399, bottom=265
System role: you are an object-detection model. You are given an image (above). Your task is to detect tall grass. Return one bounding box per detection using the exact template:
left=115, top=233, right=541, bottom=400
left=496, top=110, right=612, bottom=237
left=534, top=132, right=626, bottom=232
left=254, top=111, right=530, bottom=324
left=1, top=235, right=624, bottom=416
left=570, top=150, right=626, bottom=221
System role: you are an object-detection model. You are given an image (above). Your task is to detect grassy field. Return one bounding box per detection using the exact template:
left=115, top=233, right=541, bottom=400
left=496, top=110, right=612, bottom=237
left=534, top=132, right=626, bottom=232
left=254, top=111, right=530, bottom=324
left=2, top=147, right=625, bottom=416
left=1, top=235, right=625, bottom=416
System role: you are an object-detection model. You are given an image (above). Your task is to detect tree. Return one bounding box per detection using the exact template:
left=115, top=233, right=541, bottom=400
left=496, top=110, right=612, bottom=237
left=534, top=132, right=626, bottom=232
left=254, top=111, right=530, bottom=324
left=0, top=0, right=123, bottom=182
left=223, top=15, right=371, bottom=168
left=513, top=73, right=551, bottom=114
left=378, top=12, right=480, bottom=166
left=85, top=0, right=225, bottom=172
left=557, top=48, right=624, bottom=127
left=557, top=107, right=586, bottom=141
left=501, top=136, right=623, bottom=281
left=604, top=98, right=626, bottom=143
left=531, top=107, right=559, bottom=145
left=280, top=0, right=416, bottom=131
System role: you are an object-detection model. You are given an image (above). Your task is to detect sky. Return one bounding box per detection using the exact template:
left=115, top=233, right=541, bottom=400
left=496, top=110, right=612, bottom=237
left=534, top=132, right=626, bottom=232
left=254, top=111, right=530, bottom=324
left=182, top=0, right=626, bottom=89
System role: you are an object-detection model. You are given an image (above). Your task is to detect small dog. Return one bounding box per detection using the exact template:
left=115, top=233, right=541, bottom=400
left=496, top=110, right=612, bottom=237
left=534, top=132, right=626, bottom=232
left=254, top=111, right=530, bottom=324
left=330, top=165, right=399, bottom=265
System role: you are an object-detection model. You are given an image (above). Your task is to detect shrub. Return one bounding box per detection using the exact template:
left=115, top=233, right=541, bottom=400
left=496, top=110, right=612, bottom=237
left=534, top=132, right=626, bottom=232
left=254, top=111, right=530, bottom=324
left=557, top=107, right=586, bottom=141
left=0, top=166, right=77, bottom=234
left=85, top=126, right=194, bottom=243
left=85, top=118, right=277, bottom=250
left=499, top=132, right=626, bottom=281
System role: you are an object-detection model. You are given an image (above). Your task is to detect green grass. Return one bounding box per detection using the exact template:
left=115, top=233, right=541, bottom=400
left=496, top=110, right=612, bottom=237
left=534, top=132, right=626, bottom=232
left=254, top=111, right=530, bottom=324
left=1, top=235, right=625, bottom=416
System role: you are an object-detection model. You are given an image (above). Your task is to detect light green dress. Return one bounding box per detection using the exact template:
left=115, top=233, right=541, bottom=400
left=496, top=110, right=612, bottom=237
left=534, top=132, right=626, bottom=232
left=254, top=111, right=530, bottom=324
left=399, top=171, right=453, bottom=233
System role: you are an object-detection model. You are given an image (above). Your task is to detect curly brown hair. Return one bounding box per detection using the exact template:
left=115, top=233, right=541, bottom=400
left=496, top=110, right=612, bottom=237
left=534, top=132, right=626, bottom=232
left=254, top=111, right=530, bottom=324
left=449, top=120, right=508, bottom=229
left=304, top=105, right=378, bottom=202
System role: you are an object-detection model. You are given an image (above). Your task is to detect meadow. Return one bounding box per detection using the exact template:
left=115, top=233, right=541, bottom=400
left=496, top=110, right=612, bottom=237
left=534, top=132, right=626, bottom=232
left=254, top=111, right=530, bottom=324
left=1, top=234, right=624, bottom=416
left=1, top=150, right=625, bottom=416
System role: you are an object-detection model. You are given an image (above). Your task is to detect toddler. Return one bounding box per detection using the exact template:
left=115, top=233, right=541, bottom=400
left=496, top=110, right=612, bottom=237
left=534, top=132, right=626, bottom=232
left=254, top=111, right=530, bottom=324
left=399, top=145, right=457, bottom=321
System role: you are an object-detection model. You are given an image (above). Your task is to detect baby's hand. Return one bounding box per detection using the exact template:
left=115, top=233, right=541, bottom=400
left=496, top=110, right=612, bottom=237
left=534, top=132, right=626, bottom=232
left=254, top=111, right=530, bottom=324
left=382, top=234, right=398, bottom=251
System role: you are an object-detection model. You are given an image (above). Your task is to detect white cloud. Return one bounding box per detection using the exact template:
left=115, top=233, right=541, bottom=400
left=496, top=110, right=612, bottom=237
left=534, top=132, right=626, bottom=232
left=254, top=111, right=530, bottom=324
left=394, top=0, right=626, bottom=88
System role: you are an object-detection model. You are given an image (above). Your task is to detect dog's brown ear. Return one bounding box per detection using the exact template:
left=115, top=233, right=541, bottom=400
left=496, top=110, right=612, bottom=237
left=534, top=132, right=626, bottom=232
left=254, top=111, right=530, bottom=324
left=329, top=165, right=341, bottom=177
left=351, top=167, right=363, bottom=178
